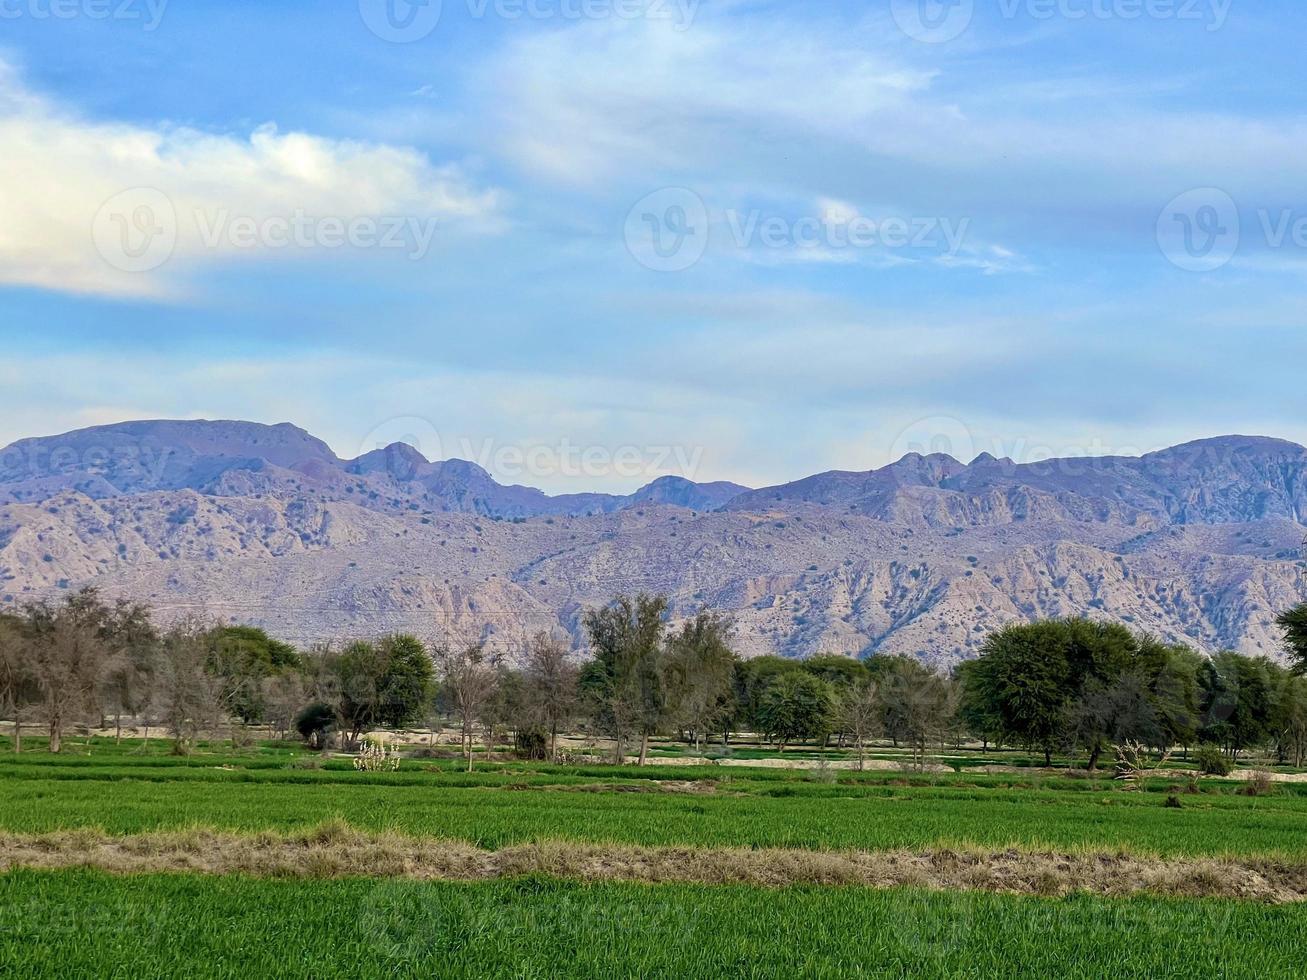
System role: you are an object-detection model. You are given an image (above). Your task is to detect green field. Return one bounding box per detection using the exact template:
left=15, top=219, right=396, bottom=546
left=3, top=869, right=1305, bottom=979
left=3, top=738, right=1306, bottom=977
left=0, top=739, right=1303, bottom=859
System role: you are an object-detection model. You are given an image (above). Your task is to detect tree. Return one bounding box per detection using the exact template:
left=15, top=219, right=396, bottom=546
left=1145, top=641, right=1202, bottom=756
left=22, top=589, right=144, bottom=753
left=438, top=644, right=499, bottom=772
left=964, top=622, right=1073, bottom=766
left=837, top=679, right=879, bottom=770
left=581, top=593, right=668, bottom=765
left=99, top=615, right=159, bottom=744
left=955, top=659, right=1001, bottom=750
left=1271, top=672, right=1307, bottom=767
left=329, top=635, right=433, bottom=743
left=206, top=625, right=301, bottom=726
left=1065, top=672, right=1161, bottom=770
left=295, top=702, right=336, bottom=749
left=663, top=611, right=737, bottom=754
left=374, top=634, right=434, bottom=729
left=521, top=632, right=579, bottom=762
left=730, top=655, right=805, bottom=735
left=801, top=655, right=871, bottom=692
left=1276, top=603, right=1307, bottom=675
left=1199, top=651, right=1276, bottom=761
left=756, top=672, right=834, bottom=752
left=155, top=618, right=222, bottom=754
left=0, top=613, right=37, bottom=752
left=263, top=671, right=309, bottom=740
left=872, top=657, right=957, bottom=769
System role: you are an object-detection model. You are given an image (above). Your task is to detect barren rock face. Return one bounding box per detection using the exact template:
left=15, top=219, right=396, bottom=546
left=1, top=421, right=1305, bottom=663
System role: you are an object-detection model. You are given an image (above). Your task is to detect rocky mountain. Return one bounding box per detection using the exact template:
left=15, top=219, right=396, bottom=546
left=1, top=420, right=1304, bottom=664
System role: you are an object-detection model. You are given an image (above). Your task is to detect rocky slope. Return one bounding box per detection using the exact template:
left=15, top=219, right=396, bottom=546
left=1, top=420, right=1304, bottom=663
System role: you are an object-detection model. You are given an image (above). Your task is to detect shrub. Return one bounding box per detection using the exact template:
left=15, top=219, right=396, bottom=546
left=295, top=702, right=336, bottom=750
left=1239, top=769, right=1276, bottom=797
left=514, top=727, right=549, bottom=761
left=353, top=736, right=401, bottom=772
left=1194, top=744, right=1232, bottom=777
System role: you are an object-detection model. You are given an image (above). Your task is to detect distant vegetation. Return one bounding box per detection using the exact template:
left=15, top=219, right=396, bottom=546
left=3, top=588, right=1307, bottom=773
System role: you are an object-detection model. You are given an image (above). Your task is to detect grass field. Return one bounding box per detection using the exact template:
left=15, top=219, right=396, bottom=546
left=0, top=738, right=1302, bottom=858
left=4, top=869, right=1306, bottom=979
left=2, top=737, right=1305, bottom=977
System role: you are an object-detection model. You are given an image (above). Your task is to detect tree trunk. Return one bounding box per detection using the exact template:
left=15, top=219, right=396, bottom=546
left=115, top=712, right=123, bottom=745
left=857, top=738, right=865, bottom=772
left=12, top=718, right=21, bottom=754
left=614, top=734, right=625, bottom=766
left=638, top=732, right=649, bottom=767
left=1043, top=747, right=1052, bottom=767
left=1087, top=740, right=1103, bottom=772
left=49, top=724, right=62, bottom=754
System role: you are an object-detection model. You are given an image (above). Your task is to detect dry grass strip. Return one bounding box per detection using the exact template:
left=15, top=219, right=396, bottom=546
left=3, top=823, right=1305, bottom=903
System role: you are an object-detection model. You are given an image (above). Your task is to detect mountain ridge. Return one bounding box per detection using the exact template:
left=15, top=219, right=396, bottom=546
left=2, top=420, right=1304, bottom=663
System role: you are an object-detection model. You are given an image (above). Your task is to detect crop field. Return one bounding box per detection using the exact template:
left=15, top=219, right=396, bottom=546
left=2, top=738, right=1306, bottom=977
left=4, top=870, right=1306, bottom=979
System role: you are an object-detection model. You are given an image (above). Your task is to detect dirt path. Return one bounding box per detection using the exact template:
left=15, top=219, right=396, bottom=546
left=3, top=825, right=1304, bottom=903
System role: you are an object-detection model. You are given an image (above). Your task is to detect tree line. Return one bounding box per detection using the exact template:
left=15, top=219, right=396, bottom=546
left=3, top=588, right=1307, bottom=769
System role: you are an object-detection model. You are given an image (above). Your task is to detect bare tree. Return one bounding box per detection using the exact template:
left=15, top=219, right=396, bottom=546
left=23, top=590, right=141, bottom=753
left=262, top=671, right=308, bottom=740
left=155, top=617, right=222, bottom=754
left=522, top=632, right=579, bottom=761
left=838, top=680, right=880, bottom=771
left=99, top=609, right=159, bottom=744
left=875, top=660, right=958, bottom=771
left=439, top=644, right=499, bottom=772
left=0, top=614, right=37, bottom=752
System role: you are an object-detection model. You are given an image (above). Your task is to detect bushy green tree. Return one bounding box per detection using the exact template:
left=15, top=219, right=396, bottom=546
left=756, top=672, right=834, bottom=751
left=1276, top=603, right=1307, bottom=675
left=663, top=610, right=738, bottom=753
left=964, top=621, right=1072, bottom=765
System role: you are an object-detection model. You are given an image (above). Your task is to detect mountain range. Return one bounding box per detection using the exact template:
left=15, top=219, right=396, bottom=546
left=2, top=419, right=1305, bottom=664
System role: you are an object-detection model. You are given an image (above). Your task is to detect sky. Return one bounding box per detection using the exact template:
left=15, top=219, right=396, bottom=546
left=2, top=0, right=1306, bottom=493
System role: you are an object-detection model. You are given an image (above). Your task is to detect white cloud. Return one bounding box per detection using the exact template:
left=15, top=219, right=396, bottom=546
left=0, top=62, right=502, bottom=299
left=478, top=10, right=1307, bottom=257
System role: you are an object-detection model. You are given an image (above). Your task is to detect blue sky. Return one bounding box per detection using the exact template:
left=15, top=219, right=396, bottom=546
left=2, top=0, right=1306, bottom=492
